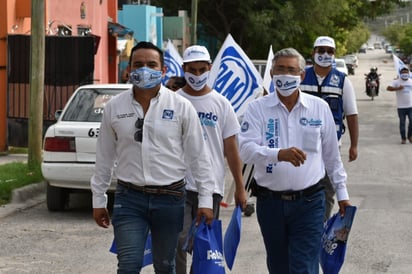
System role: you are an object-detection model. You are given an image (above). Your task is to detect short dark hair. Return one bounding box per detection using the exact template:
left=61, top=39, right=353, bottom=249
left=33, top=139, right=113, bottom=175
left=129, top=41, right=164, bottom=67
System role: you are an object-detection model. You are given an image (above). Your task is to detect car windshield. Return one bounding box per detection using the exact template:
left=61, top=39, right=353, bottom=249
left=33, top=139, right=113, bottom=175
left=62, top=88, right=128, bottom=122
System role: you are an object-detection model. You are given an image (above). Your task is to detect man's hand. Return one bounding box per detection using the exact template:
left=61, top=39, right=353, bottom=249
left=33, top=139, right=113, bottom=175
left=196, top=208, right=214, bottom=225
left=278, top=147, right=307, bottom=167
left=234, top=187, right=248, bottom=210
left=93, top=208, right=111, bottom=228
left=337, top=200, right=351, bottom=217
left=348, top=145, right=358, bottom=162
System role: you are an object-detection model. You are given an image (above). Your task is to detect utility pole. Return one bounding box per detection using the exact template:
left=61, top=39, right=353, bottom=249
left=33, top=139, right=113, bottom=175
left=28, top=0, right=45, bottom=169
left=191, top=0, right=198, bottom=45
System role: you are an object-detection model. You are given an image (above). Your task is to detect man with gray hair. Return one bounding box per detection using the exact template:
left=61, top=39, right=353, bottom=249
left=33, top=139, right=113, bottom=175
left=238, top=47, right=351, bottom=273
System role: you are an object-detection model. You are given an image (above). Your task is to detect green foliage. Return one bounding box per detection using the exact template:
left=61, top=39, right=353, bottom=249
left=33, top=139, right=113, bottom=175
left=399, top=24, right=412, bottom=56
left=0, top=162, right=43, bottom=205
left=380, top=22, right=412, bottom=55
left=381, top=23, right=405, bottom=46
left=152, top=0, right=403, bottom=58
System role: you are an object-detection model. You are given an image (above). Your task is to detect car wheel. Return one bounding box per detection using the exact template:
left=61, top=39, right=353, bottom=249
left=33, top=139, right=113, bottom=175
left=46, top=183, right=69, bottom=211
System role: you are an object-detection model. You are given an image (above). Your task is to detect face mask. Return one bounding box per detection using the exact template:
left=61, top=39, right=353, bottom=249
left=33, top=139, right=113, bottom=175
left=129, top=67, right=162, bottom=89
left=314, top=53, right=334, bottom=67
left=400, top=73, right=410, bottom=80
left=272, top=74, right=301, bottom=97
left=185, top=71, right=209, bottom=91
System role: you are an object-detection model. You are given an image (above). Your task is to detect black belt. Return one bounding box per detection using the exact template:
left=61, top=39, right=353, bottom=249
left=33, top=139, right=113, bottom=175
left=117, top=179, right=185, bottom=198
left=257, top=181, right=324, bottom=201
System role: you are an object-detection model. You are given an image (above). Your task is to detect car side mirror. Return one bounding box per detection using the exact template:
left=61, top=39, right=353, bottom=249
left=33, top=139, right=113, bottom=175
left=55, top=110, right=62, bottom=120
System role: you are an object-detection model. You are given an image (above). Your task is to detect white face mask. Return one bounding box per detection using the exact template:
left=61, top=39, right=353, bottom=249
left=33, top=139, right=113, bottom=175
left=272, top=74, right=301, bottom=97
left=400, top=73, right=410, bottom=80
left=185, top=71, right=209, bottom=91
left=314, top=53, right=334, bottom=67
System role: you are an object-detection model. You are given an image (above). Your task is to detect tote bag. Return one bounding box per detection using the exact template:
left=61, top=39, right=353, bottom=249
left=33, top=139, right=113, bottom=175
left=320, top=206, right=357, bottom=274
left=192, top=219, right=226, bottom=274
left=109, top=232, right=153, bottom=267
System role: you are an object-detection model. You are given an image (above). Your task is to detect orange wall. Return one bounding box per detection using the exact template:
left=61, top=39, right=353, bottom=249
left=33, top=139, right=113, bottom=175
left=46, top=0, right=111, bottom=83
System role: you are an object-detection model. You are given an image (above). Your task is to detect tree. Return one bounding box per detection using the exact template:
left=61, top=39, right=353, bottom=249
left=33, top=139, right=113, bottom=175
left=152, top=0, right=404, bottom=58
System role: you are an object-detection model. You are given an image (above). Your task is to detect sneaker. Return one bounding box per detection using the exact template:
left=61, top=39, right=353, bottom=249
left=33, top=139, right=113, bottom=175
left=401, top=139, right=407, bottom=144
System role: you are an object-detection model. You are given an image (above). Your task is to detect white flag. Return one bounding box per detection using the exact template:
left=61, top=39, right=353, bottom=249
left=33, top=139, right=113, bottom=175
left=393, top=53, right=407, bottom=76
left=163, top=40, right=184, bottom=85
left=263, top=45, right=275, bottom=93
left=207, top=34, right=263, bottom=117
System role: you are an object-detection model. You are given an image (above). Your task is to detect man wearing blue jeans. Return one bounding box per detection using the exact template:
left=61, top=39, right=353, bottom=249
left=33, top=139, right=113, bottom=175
left=387, top=65, right=412, bottom=144
left=239, top=47, right=351, bottom=273
left=91, top=42, right=214, bottom=273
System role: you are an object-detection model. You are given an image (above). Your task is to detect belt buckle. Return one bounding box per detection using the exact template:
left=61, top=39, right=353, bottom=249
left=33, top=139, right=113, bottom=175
left=281, top=193, right=295, bottom=201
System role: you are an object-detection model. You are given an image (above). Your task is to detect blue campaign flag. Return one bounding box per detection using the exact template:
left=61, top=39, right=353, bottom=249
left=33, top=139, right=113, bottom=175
left=207, top=34, right=263, bottom=117
left=223, top=205, right=242, bottom=270
left=163, top=40, right=184, bottom=86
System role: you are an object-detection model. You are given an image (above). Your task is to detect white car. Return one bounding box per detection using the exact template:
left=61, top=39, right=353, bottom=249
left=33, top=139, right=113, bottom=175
left=41, top=84, right=132, bottom=211
left=343, top=54, right=358, bottom=67
left=334, top=58, right=348, bottom=76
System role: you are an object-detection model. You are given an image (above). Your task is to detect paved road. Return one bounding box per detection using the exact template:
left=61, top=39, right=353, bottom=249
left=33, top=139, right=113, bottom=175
left=1, top=48, right=412, bottom=273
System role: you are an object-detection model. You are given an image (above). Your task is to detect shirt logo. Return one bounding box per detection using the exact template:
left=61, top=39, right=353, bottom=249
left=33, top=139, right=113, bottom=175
left=241, top=121, right=249, bottom=132
left=300, top=117, right=322, bottom=127
left=329, top=74, right=341, bottom=87
left=162, top=109, right=174, bottom=120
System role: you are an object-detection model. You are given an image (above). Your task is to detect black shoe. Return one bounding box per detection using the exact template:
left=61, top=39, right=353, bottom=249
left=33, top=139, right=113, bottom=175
left=244, top=203, right=255, bottom=217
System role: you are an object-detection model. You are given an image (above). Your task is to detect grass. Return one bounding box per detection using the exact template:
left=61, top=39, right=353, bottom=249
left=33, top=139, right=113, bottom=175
left=0, top=148, right=43, bottom=205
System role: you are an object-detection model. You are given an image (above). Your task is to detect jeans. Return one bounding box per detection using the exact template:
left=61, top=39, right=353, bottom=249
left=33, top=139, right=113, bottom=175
left=397, top=107, right=412, bottom=140
left=256, top=187, right=325, bottom=274
left=112, top=183, right=186, bottom=274
left=175, top=191, right=222, bottom=274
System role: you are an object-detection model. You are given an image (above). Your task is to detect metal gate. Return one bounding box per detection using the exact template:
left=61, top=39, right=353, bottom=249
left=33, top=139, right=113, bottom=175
left=7, top=35, right=95, bottom=147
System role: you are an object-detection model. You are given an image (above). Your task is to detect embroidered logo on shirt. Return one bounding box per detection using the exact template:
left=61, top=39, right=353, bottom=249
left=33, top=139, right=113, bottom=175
left=162, top=109, right=174, bottom=120
left=241, top=121, right=249, bottom=132
left=329, top=74, right=341, bottom=87
left=300, top=117, right=322, bottom=127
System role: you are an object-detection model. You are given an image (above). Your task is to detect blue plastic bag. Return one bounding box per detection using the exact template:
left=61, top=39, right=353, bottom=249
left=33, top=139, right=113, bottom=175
left=192, top=219, right=226, bottom=274
left=109, top=232, right=153, bottom=267
left=320, top=206, right=357, bottom=274
left=224, top=205, right=242, bottom=270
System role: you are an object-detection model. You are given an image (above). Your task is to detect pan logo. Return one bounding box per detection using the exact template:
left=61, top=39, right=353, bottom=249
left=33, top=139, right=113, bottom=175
left=163, top=50, right=184, bottom=84
left=213, top=46, right=259, bottom=113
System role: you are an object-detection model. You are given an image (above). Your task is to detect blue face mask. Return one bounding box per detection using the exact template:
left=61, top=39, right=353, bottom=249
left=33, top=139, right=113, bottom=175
left=129, top=67, right=162, bottom=89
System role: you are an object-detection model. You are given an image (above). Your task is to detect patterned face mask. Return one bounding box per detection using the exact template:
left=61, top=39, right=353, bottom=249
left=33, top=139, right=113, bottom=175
left=184, top=71, right=209, bottom=91
left=129, top=67, right=162, bottom=89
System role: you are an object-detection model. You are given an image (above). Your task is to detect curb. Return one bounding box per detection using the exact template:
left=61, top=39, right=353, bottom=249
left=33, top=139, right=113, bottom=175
left=11, top=181, right=46, bottom=203
left=0, top=182, right=46, bottom=219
